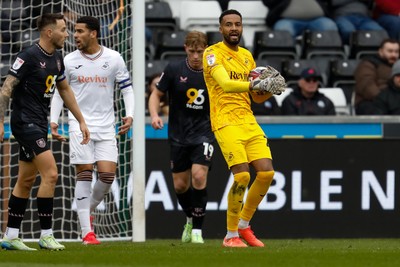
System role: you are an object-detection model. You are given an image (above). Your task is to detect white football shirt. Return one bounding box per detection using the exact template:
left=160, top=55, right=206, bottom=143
left=52, top=46, right=133, bottom=133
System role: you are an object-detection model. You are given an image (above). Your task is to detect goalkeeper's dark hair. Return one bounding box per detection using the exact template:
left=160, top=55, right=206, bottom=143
left=77, top=16, right=101, bottom=39
left=37, top=13, right=65, bottom=31
left=219, top=9, right=242, bottom=24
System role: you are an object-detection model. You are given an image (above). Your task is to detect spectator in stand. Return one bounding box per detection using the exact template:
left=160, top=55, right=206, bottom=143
left=281, top=67, right=336, bottom=115
left=261, top=0, right=338, bottom=39
left=354, top=38, right=399, bottom=114
left=329, top=0, right=385, bottom=44
left=373, top=0, right=400, bottom=41
left=371, top=60, right=400, bottom=114
left=251, top=97, right=281, bottom=115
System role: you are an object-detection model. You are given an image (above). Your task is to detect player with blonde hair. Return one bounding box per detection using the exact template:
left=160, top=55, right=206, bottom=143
left=149, top=31, right=215, bottom=244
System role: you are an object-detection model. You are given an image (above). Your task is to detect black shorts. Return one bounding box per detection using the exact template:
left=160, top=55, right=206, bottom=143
left=170, top=142, right=214, bottom=173
left=11, top=123, right=50, bottom=162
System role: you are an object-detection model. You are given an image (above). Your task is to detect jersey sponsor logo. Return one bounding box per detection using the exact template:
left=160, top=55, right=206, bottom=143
left=229, top=70, right=249, bottom=81
left=206, top=54, right=216, bottom=66
left=186, top=88, right=205, bottom=110
left=36, top=138, right=46, bottom=148
left=12, top=57, right=24, bottom=70
left=77, top=75, right=108, bottom=83
left=75, top=65, right=83, bottom=69
left=44, top=75, right=58, bottom=98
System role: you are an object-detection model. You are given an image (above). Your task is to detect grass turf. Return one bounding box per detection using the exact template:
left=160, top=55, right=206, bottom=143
left=0, top=239, right=399, bottom=267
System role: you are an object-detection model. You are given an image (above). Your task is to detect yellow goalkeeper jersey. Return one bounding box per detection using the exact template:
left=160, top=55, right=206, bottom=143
left=203, top=41, right=257, bottom=131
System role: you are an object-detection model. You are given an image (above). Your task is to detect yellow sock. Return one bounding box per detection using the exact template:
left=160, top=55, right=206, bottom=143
left=240, top=171, right=274, bottom=221
left=227, top=172, right=250, bottom=232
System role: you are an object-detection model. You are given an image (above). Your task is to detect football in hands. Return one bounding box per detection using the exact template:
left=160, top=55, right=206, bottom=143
left=249, top=66, right=270, bottom=95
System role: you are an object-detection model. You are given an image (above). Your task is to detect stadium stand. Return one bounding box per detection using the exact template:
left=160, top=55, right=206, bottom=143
left=349, top=30, right=389, bottom=59
left=227, top=0, right=268, bottom=50
left=319, top=87, right=351, bottom=115
left=301, top=30, right=347, bottom=60
left=329, top=59, right=360, bottom=104
left=253, top=30, right=298, bottom=60
left=145, top=59, right=169, bottom=82
left=145, top=1, right=177, bottom=32
left=179, top=1, right=222, bottom=32
left=274, top=87, right=293, bottom=107
left=256, top=58, right=284, bottom=74
left=155, top=30, right=187, bottom=60
left=282, top=59, right=330, bottom=87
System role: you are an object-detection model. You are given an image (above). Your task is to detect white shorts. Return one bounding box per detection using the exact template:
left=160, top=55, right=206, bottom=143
left=69, top=131, right=118, bottom=164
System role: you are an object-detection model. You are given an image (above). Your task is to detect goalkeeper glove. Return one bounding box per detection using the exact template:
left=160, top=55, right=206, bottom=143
left=250, top=75, right=286, bottom=95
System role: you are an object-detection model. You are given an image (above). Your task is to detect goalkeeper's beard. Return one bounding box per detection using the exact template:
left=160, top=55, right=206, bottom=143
left=224, top=36, right=241, bottom=46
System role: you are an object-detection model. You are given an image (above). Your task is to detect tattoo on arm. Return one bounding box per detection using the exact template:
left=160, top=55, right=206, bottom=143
left=0, top=75, right=19, bottom=122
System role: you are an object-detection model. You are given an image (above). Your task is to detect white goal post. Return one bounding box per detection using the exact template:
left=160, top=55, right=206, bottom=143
left=0, top=0, right=145, bottom=242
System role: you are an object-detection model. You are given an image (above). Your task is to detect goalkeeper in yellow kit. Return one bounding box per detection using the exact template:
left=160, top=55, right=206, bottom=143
left=203, top=9, right=286, bottom=248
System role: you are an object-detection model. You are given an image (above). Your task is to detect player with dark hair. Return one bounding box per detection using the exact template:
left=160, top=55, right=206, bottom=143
left=0, top=13, right=90, bottom=251
left=149, top=31, right=215, bottom=244
left=50, top=16, right=134, bottom=245
left=203, top=9, right=285, bottom=247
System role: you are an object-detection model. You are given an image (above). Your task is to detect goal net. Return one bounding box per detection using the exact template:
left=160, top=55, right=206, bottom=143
left=0, top=0, right=134, bottom=241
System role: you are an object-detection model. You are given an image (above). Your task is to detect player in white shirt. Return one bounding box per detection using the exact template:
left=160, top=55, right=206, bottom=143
left=50, top=16, right=134, bottom=245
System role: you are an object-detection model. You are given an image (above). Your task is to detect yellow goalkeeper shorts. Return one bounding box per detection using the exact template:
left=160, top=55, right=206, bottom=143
left=214, top=123, right=272, bottom=168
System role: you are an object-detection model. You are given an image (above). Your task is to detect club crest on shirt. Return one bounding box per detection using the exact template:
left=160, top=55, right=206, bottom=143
left=206, top=54, right=216, bottom=66
left=36, top=138, right=46, bottom=148
left=12, top=57, right=25, bottom=70
left=102, top=62, right=110, bottom=70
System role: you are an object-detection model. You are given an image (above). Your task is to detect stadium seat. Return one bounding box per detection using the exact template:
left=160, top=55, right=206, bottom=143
left=282, top=59, right=330, bottom=87
left=302, top=30, right=347, bottom=60
left=349, top=30, right=389, bottom=59
left=155, top=30, right=187, bottom=60
left=319, top=88, right=350, bottom=115
left=14, top=29, right=40, bottom=50
left=256, top=58, right=283, bottom=74
left=253, top=30, right=298, bottom=60
left=329, top=59, right=360, bottom=103
left=145, top=1, right=177, bottom=39
left=227, top=0, right=269, bottom=50
left=145, top=59, right=169, bottom=83
left=0, top=0, right=26, bottom=20
left=274, top=87, right=293, bottom=107
left=206, top=31, right=245, bottom=47
left=179, top=1, right=222, bottom=32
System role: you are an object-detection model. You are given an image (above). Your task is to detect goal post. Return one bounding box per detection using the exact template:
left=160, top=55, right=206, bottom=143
left=0, top=0, right=145, bottom=242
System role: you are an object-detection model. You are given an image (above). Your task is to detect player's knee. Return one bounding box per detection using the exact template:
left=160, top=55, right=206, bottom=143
left=98, top=172, right=115, bottom=184
left=76, top=170, right=93, bottom=182
left=234, top=172, right=251, bottom=185
left=17, top=175, right=36, bottom=192
left=256, top=170, right=275, bottom=184
left=191, top=172, right=207, bottom=189
left=174, top=180, right=189, bottom=193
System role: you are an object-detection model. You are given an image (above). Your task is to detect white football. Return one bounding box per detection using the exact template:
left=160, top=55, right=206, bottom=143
left=248, top=66, right=269, bottom=82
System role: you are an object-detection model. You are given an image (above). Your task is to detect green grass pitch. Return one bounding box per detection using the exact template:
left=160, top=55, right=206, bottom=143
left=1, top=239, right=399, bottom=267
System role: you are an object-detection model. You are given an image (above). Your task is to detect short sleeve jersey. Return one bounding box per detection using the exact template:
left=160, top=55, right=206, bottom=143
left=157, top=59, right=215, bottom=146
left=203, top=42, right=257, bottom=131
left=62, top=46, right=132, bottom=133
left=9, top=43, right=65, bottom=132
